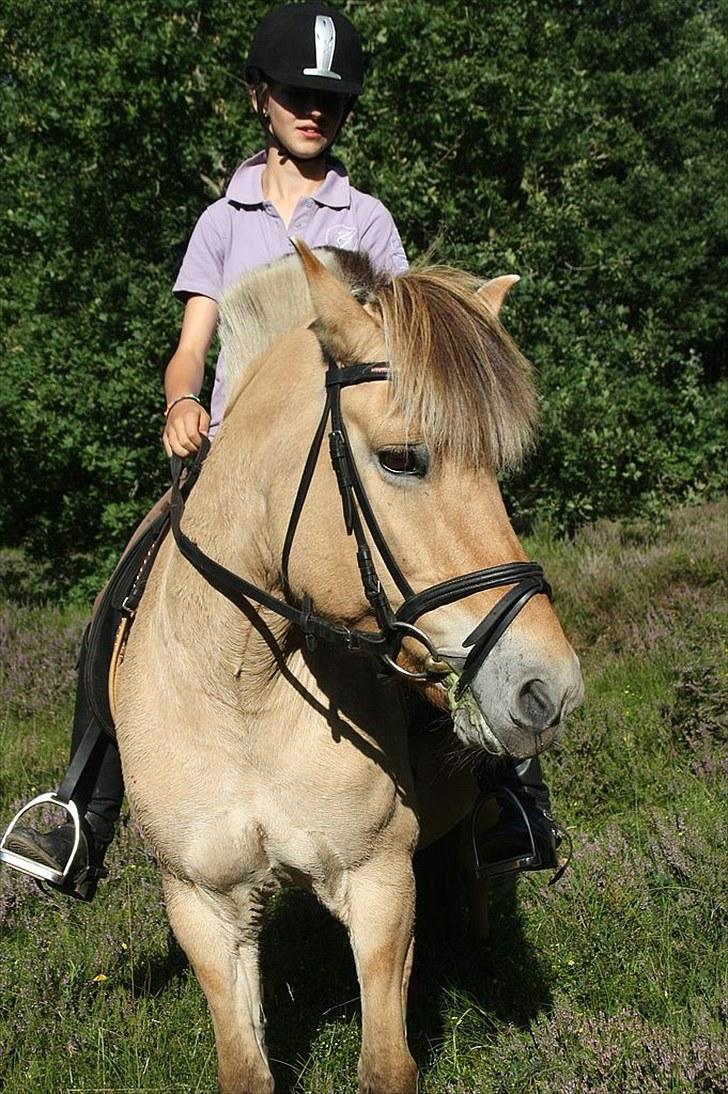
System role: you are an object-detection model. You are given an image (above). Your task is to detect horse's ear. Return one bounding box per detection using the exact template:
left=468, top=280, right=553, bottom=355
left=292, top=238, right=382, bottom=364
left=477, top=274, right=520, bottom=316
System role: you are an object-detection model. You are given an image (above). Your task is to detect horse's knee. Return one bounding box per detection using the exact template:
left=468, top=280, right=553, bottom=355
left=218, top=1059, right=275, bottom=1094
left=358, top=1052, right=418, bottom=1094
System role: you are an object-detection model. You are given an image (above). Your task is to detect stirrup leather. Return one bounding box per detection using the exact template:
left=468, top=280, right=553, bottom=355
left=0, top=793, right=82, bottom=886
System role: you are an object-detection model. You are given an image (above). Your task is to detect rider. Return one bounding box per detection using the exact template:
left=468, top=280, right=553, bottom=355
left=1, top=1, right=560, bottom=902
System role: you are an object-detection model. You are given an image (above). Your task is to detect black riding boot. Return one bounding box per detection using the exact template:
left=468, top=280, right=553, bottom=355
left=3, top=632, right=125, bottom=901
left=1, top=494, right=178, bottom=901
left=68, top=631, right=125, bottom=851
left=474, top=756, right=566, bottom=880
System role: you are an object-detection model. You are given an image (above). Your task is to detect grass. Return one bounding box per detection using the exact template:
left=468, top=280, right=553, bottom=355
left=0, top=500, right=726, bottom=1093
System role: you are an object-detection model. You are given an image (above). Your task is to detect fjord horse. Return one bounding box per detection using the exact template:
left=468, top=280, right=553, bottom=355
left=116, top=244, right=582, bottom=1093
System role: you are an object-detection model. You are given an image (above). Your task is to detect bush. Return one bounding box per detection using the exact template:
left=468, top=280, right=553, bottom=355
left=1, top=0, right=726, bottom=591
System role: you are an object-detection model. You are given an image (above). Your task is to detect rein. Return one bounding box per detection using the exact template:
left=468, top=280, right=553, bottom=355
left=169, top=352, right=551, bottom=694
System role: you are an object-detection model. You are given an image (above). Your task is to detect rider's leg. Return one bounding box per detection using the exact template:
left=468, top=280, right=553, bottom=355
left=2, top=630, right=125, bottom=901
left=68, top=629, right=125, bottom=853
left=1, top=491, right=174, bottom=901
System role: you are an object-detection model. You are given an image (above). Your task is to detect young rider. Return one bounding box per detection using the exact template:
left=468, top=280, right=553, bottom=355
left=1, top=2, right=561, bottom=902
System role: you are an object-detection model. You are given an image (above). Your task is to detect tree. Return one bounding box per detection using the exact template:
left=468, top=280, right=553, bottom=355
left=1, top=0, right=725, bottom=591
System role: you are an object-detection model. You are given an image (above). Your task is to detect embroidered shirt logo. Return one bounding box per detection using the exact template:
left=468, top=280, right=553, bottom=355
left=303, top=15, right=342, bottom=81
left=327, top=225, right=357, bottom=250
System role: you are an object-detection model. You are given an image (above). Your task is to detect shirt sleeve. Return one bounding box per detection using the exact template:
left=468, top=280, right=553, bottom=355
left=358, top=200, right=409, bottom=277
left=172, top=202, right=227, bottom=302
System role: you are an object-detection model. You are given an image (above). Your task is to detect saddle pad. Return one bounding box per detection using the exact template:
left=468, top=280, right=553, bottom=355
left=108, top=615, right=132, bottom=726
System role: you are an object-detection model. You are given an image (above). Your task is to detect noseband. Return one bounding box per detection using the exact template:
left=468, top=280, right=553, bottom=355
left=170, top=352, right=551, bottom=695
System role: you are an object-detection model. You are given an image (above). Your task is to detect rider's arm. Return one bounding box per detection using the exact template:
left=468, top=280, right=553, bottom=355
left=163, top=294, right=219, bottom=458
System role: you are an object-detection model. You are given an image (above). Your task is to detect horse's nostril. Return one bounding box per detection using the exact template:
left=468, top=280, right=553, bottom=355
left=515, top=679, right=560, bottom=733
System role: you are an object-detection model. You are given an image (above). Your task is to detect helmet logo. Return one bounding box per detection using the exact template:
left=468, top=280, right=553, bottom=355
left=303, top=15, right=342, bottom=81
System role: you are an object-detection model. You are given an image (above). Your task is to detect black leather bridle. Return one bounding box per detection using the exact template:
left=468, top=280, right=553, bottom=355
left=170, top=352, right=551, bottom=696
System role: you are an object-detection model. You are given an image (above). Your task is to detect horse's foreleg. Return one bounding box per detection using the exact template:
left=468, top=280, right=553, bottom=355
left=331, top=855, right=418, bottom=1094
left=163, top=875, right=274, bottom=1094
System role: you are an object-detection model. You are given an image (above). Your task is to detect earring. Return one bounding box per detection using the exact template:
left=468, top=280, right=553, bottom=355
left=263, top=109, right=269, bottom=119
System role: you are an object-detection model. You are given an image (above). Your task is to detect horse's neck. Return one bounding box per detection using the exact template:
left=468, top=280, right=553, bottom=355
left=170, top=336, right=323, bottom=624
left=155, top=425, right=280, bottom=678
left=152, top=529, right=411, bottom=765
left=155, top=342, right=407, bottom=736
left=184, top=426, right=273, bottom=582
left=145, top=378, right=414, bottom=776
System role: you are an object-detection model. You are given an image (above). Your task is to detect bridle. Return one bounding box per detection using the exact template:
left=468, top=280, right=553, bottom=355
left=170, top=351, right=551, bottom=697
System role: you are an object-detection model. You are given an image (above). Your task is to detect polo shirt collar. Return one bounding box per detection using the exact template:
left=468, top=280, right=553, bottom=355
left=226, top=150, right=351, bottom=209
left=312, top=157, right=350, bottom=209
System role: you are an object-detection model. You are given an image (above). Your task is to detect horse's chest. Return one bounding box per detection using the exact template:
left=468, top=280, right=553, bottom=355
left=173, top=762, right=415, bottom=892
left=263, top=759, right=413, bottom=875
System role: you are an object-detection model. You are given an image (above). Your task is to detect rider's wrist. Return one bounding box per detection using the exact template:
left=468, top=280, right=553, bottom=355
left=164, top=393, right=202, bottom=419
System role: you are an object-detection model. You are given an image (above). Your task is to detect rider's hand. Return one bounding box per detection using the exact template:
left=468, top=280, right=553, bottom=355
left=163, top=399, right=211, bottom=458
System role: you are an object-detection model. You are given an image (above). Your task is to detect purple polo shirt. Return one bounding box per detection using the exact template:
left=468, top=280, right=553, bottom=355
left=173, top=150, right=408, bottom=433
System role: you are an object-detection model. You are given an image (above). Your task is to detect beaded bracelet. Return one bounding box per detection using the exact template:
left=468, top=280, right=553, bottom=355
left=164, top=393, right=202, bottom=419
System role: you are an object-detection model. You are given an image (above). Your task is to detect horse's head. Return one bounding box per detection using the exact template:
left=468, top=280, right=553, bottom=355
left=219, top=244, right=583, bottom=760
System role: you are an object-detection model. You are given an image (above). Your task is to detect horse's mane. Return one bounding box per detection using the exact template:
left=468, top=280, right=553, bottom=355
left=220, top=247, right=383, bottom=384
left=220, top=249, right=537, bottom=471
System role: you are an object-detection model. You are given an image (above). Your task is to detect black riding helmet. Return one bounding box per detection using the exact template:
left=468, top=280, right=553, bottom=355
left=245, top=2, right=364, bottom=95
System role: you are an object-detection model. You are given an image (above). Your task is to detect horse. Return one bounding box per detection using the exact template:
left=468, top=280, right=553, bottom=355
left=115, top=242, right=583, bottom=1094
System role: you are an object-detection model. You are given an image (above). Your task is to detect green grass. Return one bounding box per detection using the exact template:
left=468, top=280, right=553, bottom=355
left=1, top=501, right=726, bottom=1093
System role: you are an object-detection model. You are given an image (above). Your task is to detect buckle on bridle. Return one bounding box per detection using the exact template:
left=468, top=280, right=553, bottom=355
left=300, top=596, right=317, bottom=652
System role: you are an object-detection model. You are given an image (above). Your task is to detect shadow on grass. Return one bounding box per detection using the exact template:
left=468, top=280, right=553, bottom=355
left=260, top=836, right=553, bottom=1091
left=261, top=889, right=359, bottom=1092
left=409, top=830, right=554, bottom=1074
left=129, top=927, right=189, bottom=998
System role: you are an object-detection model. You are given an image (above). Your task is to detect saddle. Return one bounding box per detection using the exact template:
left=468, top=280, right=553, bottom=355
left=86, top=502, right=172, bottom=739
left=86, top=460, right=204, bottom=739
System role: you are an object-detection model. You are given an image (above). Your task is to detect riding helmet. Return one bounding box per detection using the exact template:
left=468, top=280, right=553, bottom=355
left=245, top=2, right=364, bottom=96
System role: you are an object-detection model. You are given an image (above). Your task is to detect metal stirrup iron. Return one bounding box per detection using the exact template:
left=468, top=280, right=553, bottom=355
left=0, top=794, right=83, bottom=886
left=0, top=719, right=102, bottom=885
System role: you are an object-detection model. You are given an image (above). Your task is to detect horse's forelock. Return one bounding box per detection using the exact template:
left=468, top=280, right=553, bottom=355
left=221, top=253, right=538, bottom=471
left=377, top=268, right=538, bottom=471
left=219, top=248, right=384, bottom=394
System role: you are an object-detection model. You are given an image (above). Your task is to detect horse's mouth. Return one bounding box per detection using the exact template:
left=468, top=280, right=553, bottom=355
left=452, top=704, right=507, bottom=756
left=431, top=671, right=508, bottom=756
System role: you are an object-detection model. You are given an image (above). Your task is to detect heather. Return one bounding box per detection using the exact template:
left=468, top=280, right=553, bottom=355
left=0, top=500, right=726, bottom=1092
left=0, top=602, right=82, bottom=716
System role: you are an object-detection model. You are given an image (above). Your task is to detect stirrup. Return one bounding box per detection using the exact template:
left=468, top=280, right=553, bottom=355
left=471, top=785, right=572, bottom=884
left=0, top=793, right=82, bottom=886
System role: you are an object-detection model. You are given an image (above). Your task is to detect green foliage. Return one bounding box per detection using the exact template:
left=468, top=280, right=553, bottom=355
left=347, top=0, right=728, bottom=531
left=1, top=1, right=726, bottom=589
left=1, top=0, right=267, bottom=588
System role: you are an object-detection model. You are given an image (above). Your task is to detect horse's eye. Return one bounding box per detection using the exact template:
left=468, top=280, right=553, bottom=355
left=378, top=446, right=429, bottom=477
